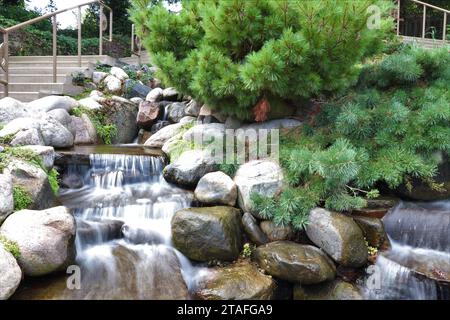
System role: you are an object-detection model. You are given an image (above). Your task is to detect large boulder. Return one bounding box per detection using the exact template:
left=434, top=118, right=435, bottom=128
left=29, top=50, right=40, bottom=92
left=162, top=87, right=180, bottom=101
left=0, top=97, right=29, bottom=124
left=234, top=160, right=284, bottom=218
left=38, top=115, right=74, bottom=148
left=146, top=87, right=164, bottom=102
left=4, top=159, right=56, bottom=210
left=196, top=261, right=276, bottom=300
left=260, top=220, right=295, bottom=242
left=239, top=118, right=302, bottom=131
left=185, top=100, right=201, bottom=117
left=254, top=241, right=336, bottom=284
left=167, top=102, right=186, bottom=123
left=101, top=97, right=139, bottom=144
left=305, top=208, right=368, bottom=267
left=18, top=145, right=55, bottom=171
left=72, top=115, right=98, bottom=145
left=183, top=123, right=225, bottom=144
left=0, top=174, right=14, bottom=225
left=293, top=279, right=363, bottom=300
left=104, top=75, right=122, bottom=94
left=0, top=245, right=22, bottom=300
left=353, top=215, right=387, bottom=248
left=110, top=67, right=129, bottom=81
left=78, top=97, right=102, bottom=110
left=27, top=95, right=79, bottom=112
left=171, top=206, right=243, bottom=262
left=242, top=212, right=269, bottom=246
left=128, top=82, right=151, bottom=100
left=137, top=101, right=161, bottom=129
left=144, top=122, right=185, bottom=148
left=47, top=109, right=76, bottom=137
left=0, top=206, right=76, bottom=277
left=163, top=150, right=218, bottom=188
left=194, top=171, right=237, bottom=206
left=92, top=71, right=108, bottom=84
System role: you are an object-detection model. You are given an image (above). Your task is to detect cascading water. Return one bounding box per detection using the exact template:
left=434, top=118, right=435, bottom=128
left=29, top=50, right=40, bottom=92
left=19, top=153, right=208, bottom=300
left=363, top=200, right=450, bottom=300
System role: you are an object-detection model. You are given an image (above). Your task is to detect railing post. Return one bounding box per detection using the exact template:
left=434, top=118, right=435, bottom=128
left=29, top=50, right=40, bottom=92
left=422, top=4, right=426, bottom=38
left=397, top=0, right=401, bottom=36
left=99, top=4, right=103, bottom=55
left=109, top=9, right=113, bottom=42
left=443, top=13, right=447, bottom=42
left=4, top=32, right=9, bottom=97
left=131, top=24, right=135, bottom=53
left=78, top=6, right=82, bottom=67
left=52, top=15, right=57, bottom=84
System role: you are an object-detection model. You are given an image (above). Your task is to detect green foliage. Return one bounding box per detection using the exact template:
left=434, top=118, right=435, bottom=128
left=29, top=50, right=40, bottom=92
left=131, top=0, right=393, bottom=120
left=254, top=46, right=450, bottom=230
left=13, top=186, right=32, bottom=211
left=48, top=168, right=59, bottom=195
left=219, top=162, right=239, bottom=178
left=0, top=235, right=21, bottom=259
left=241, top=243, right=255, bottom=258
left=71, top=107, right=117, bottom=145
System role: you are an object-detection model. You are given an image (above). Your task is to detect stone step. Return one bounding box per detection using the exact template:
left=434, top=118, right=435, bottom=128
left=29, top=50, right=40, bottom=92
left=8, top=61, right=92, bottom=68
left=9, top=55, right=110, bottom=62
left=7, top=66, right=84, bottom=74
left=0, top=74, right=67, bottom=83
left=0, top=82, right=64, bottom=93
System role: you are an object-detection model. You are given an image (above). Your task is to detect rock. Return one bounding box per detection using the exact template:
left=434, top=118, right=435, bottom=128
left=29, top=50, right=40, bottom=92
left=196, top=261, right=276, bottom=300
left=0, top=245, right=22, bottom=300
left=38, top=115, right=74, bottom=148
left=18, top=145, right=55, bottom=171
left=239, top=118, right=302, bottom=131
left=47, top=108, right=76, bottom=137
left=199, top=105, right=227, bottom=123
left=254, top=241, right=336, bottom=284
left=194, top=171, right=237, bottom=206
left=234, top=160, right=284, bottom=218
left=260, top=220, right=295, bottom=242
left=27, top=96, right=79, bottom=113
left=306, top=208, right=368, bottom=267
left=163, top=150, right=218, bottom=188
left=185, top=100, right=201, bottom=117
left=0, top=206, right=76, bottom=277
left=0, top=117, right=39, bottom=138
left=130, top=97, right=144, bottom=105
left=0, top=97, right=29, bottom=124
left=353, top=216, right=387, bottom=248
left=161, top=133, right=183, bottom=159
left=92, top=71, right=108, bottom=84
left=78, top=97, right=102, bottom=110
left=101, top=98, right=139, bottom=144
left=77, top=220, right=124, bottom=247
left=242, top=212, right=269, bottom=246
left=182, top=123, right=226, bottom=144
left=128, top=82, right=151, bottom=100
left=137, top=101, right=161, bottom=129
left=171, top=206, right=243, bottom=261
left=104, top=75, right=122, bottom=94
left=151, top=120, right=170, bottom=133
left=144, top=122, right=185, bottom=148
left=72, top=115, right=98, bottom=145
left=225, top=116, right=242, bottom=129
left=10, top=127, right=44, bottom=146
left=162, top=87, right=180, bottom=101
left=110, top=67, right=129, bottom=81
left=293, top=280, right=363, bottom=300
left=137, top=129, right=152, bottom=144
left=167, top=102, right=186, bottom=123
left=179, top=116, right=196, bottom=124
left=0, top=174, right=14, bottom=225
left=4, top=159, right=56, bottom=210
left=146, top=87, right=164, bottom=102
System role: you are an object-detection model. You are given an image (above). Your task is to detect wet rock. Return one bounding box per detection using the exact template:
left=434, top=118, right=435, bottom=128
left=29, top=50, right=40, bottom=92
left=167, top=102, right=186, bottom=123
left=104, top=75, right=122, bottom=94
left=144, top=122, right=184, bottom=148
left=0, top=97, right=29, bottom=124
left=234, top=160, right=284, bottom=218
left=171, top=206, right=243, bottom=262
left=137, top=129, right=152, bottom=144
left=92, top=71, right=108, bottom=84
left=18, top=145, right=55, bottom=171
left=146, top=88, right=164, bottom=102
left=77, top=219, right=124, bottom=247
left=0, top=206, right=76, bottom=277
left=110, top=67, right=129, bottom=81
left=353, top=215, right=387, bottom=248
left=194, top=171, right=237, bottom=206
left=254, top=241, right=336, bottom=284
left=121, top=224, right=165, bottom=245
left=0, top=244, right=22, bottom=300
left=185, top=100, right=201, bottom=117
left=163, top=150, right=218, bottom=188
left=4, top=159, right=56, bottom=210
left=27, top=95, right=79, bottom=113
left=306, top=208, right=368, bottom=267
left=293, top=279, right=363, bottom=300
left=197, top=261, right=276, bottom=300
left=242, top=212, right=269, bottom=246
left=0, top=174, right=14, bottom=225
left=260, top=220, right=295, bottom=242
left=137, top=101, right=161, bottom=129
left=162, top=87, right=180, bottom=101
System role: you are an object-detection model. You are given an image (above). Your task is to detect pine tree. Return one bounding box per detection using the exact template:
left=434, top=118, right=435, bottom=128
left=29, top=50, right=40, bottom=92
left=130, top=0, right=394, bottom=120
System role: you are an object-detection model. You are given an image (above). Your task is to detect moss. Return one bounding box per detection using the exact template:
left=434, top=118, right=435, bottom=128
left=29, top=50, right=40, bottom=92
left=72, top=90, right=91, bottom=101
left=13, top=186, right=33, bottom=211
left=0, top=133, right=15, bottom=145
left=0, top=235, right=21, bottom=259
left=48, top=168, right=59, bottom=195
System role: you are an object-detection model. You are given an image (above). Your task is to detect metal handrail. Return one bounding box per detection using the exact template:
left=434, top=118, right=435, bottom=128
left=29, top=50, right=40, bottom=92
left=0, top=0, right=114, bottom=98
left=397, top=0, right=449, bottom=41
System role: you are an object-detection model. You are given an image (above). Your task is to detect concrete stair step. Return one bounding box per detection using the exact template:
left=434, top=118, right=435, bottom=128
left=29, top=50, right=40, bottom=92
left=9, top=61, right=92, bottom=67
left=0, top=92, right=40, bottom=102
left=0, top=82, right=64, bottom=92
left=9, top=55, right=110, bottom=62
left=1, top=74, right=67, bottom=83
left=7, top=66, right=84, bottom=74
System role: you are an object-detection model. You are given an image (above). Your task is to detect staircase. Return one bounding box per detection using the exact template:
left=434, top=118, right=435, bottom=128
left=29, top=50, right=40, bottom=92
left=0, top=55, right=113, bottom=102
left=401, top=36, right=450, bottom=49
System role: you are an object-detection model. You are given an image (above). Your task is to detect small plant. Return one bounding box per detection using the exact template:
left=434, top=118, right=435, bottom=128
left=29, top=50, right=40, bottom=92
left=13, top=186, right=33, bottom=211
left=219, top=162, right=240, bottom=178
left=94, top=61, right=111, bottom=73
left=48, top=168, right=60, bottom=195
left=0, top=235, right=21, bottom=259
left=70, top=107, right=117, bottom=145
left=241, top=243, right=255, bottom=259
left=72, top=71, right=86, bottom=86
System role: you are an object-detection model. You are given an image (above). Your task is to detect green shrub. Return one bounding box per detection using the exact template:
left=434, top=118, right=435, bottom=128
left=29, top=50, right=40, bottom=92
left=70, top=107, right=117, bottom=145
left=48, top=169, right=60, bottom=195
left=0, top=235, right=21, bottom=259
left=13, top=186, right=33, bottom=211
left=253, top=46, right=450, bottom=230
left=130, top=0, right=394, bottom=120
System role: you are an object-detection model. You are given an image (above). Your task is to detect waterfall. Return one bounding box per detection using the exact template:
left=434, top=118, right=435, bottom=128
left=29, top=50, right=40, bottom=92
left=53, top=153, right=209, bottom=299
left=363, top=200, right=450, bottom=300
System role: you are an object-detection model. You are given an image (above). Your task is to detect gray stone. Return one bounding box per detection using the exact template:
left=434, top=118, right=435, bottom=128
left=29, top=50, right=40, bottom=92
left=78, top=97, right=102, bottom=110
left=254, top=241, right=336, bottom=284
left=137, top=101, right=161, bottom=129
left=110, top=67, right=129, bottom=81
left=0, top=97, right=29, bottom=124
left=182, top=123, right=225, bottom=144
left=353, top=215, right=387, bottom=248
left=179, top=116, right=196, bottom=124
left=260, top=220, right=295, bottom=242
left=146, top=87, right=164, bottom=102
left=242, top=212, right=269, bottom=246
left=234, top=160, right=284, bottom=218
left=162, top=87, right=180, bottom=101
left=306, top=208, right=368, bottom=267
left=27, top=95, right=79, bottom=112
left=194, top=171, right=237, bottom=206
left=10, top=128, right=44, bottom=146
left=185, top=100, right=201, bottom=117
left=144, top=122, right=185, bottom=148
left=18, top=145, right=55, bottom=171
left=38, top=115, right=74, bottom=148
left=0, top=174, right=14, bottom=225
left=171, top=206, right=243, bottom=262
left=0, top=244, right=22, bottom=300
left=240, top=118, right=302, bottom=131
left=47, top=108, right=76, bottom=137
left=163, top=149, right=218, bottom=188
left=92, top=71, right=108, bottom=84
left=130, top=97, right=144, bottom=105
left=102, top=98, right=139, bottom=144
left=104, top=75, right=122, bottom=94
left=72, top=115, right=98, bottom=145
left=0, top=206, right=76, bottom=277
left=167, top=102, right=186, bottom=123
left=199, top=105, right=227, bottom=123
left=129, top=82, right=151, bottom=99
